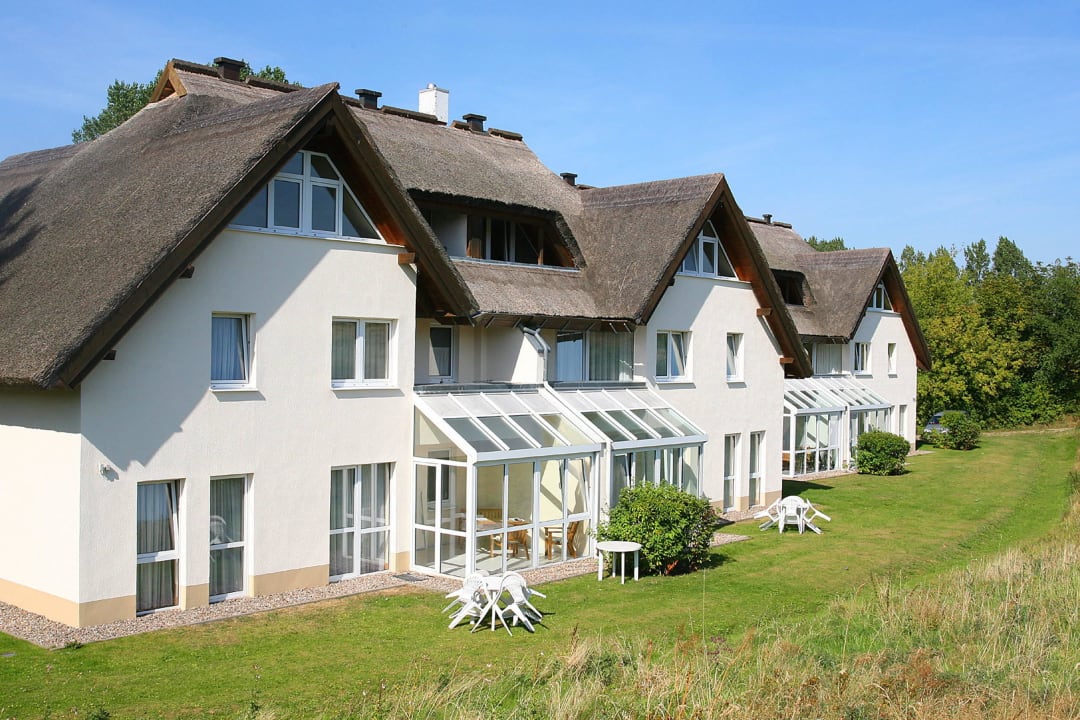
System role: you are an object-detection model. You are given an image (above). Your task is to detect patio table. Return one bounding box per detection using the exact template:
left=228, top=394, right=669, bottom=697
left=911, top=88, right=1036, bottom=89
left=595, top=540, right=641, bottom=584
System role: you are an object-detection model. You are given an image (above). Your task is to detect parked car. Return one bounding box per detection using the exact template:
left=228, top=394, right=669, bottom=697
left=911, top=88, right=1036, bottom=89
left=923, top=410, right=966, bottom=435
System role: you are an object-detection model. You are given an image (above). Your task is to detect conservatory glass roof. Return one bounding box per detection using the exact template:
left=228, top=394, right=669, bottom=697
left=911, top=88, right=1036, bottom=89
left=784, top=377, right=891, bottom=414
left=414, top=387, right=603, bottom=460
left=555, top=386, right=706, bottom=447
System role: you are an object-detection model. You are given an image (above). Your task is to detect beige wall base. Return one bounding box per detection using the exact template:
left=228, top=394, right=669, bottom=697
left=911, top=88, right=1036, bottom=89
left=0, top=577, right=134, bottom=628
left=250, top=564, right=328, bottom=597
left=763, top=489, right=782, bottom=506
left=390, top=550, right=410, bottom=572
left=181, top=583, right=209, bottom=610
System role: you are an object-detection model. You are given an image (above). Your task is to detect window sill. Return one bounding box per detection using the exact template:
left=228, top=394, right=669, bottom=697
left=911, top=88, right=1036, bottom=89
left=726, top=378, right=747, bottom=386
left=229, top=225, right=387, bottom=246
left=656, top=378, right=693, bottom=386
left=331, top=382, right=396, bottom=391
left=676, top=272, right=749, bottom=285
left=211, top=384, right=258, bottom=393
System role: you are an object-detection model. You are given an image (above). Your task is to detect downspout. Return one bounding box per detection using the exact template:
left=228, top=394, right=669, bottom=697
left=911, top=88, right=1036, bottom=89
left=520, top=324, right=550, bottom=383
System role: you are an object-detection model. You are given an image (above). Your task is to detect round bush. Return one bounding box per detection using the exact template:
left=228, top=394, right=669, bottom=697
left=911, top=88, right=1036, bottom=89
left=855, top=430, right=910, bottom=475
left=938, top=411, right=981, bottom=450
left=595, top=484, right=722, bottom=575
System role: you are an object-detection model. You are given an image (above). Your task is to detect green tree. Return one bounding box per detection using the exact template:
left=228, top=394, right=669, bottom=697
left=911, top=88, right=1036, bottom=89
left=991, top=236, right=1035, bottom=280
left=1032, top=259, right=1080, bottom=413
left=962, top=238, right=990, bottom=284
left=72, top=61, right=294, bottom=143
left=806, top=235, right=847, bottom=252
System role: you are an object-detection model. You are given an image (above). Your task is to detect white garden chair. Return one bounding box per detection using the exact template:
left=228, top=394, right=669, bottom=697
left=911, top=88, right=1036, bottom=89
left=446, top=572, right=489, bottom=629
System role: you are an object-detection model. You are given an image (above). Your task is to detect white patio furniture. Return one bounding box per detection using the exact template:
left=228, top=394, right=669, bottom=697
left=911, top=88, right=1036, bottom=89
left=446, top=571, right=489, bottom=629
left=443, top=570, right=488, bottom=615
left=754, top=496, right=832, bottom=535
left=595, top=540, right=641, bottom=583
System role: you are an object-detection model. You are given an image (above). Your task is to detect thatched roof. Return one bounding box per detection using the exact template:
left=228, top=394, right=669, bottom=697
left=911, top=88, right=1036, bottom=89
left=748, top=218, right=930, bottom=369
left=0, top=57, right=817, bottom=386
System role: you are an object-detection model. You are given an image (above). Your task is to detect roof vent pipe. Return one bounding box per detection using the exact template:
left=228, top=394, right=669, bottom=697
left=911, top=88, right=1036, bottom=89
left=355, top=89, right=382, bottom=109
left=561, top=172, right=577, bottom=186
left=462, top=113, right=486, bottom=132
left=214, top=57, right=246, bottom=81
left=763, top=213, right=773, bottom=224
left=418, top=83, right=449, bottom=123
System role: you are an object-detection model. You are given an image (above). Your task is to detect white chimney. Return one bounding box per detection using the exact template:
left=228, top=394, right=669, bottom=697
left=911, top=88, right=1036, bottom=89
left=419, top=83, right=449, bottom=124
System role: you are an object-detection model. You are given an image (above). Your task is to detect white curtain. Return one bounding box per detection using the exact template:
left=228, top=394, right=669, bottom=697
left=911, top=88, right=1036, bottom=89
left=329, top=468, right=356, bottom=577
left=136, top=483, right=177, bottom=612
left=364, top=322, right=389, bottom=380
left=331, top=321, right=356, bottom=380
left=588, top=331, right=632, bottom=381
left=210, top=477, right=244, bottom=597
left=211, top=316, right=246, bottom=382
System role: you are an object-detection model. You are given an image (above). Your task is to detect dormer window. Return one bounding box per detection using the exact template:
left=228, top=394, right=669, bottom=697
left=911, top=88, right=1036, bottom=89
left=869, top=283, right=893, bottom=311
left=421, top=206, right=573, bottom=267
left=679, top=220, right=737, bottom=279
left=232, top=151, right=382, bottom=241
left=773, top=270, right=806, bottom=305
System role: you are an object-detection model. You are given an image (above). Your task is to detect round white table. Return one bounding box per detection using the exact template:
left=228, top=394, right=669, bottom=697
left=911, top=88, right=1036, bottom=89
left=595, top=540, right=642, bottom=584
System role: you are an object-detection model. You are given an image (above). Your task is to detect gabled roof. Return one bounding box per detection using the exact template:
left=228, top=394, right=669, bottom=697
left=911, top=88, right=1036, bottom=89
left=0, top=61, right=471, bottom=388
left=749, top=218, right=931, bottom=370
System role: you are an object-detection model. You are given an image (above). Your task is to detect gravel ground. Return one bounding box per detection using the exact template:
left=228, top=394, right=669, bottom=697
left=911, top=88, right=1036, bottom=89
left=1, top=534, right=752, bottom=650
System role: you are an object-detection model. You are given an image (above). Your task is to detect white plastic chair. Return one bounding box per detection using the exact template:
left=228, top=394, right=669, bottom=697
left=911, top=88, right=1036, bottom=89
left=496, top=574, right=538, bottom=634
left=778, top=496, right=809, bottom=534
left=754, top=499, right=781, bottom=530
left=802, top=502, right=832, bottom=534
left=446, top=572, right=489, bottom=629
left=501, top=571, right=544, bottom=622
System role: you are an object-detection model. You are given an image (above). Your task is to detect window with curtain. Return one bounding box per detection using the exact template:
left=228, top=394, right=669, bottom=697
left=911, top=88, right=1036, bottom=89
left=331, top=319, right=392, bottom=387
left=810, top=343, right=843, bottom=375
left=429, top=326, right=454, bottom=379
left=136, top=481, right=179, bottom=614
left=210, top=476, right=245, bottom=600
left=655, top=331, right=689, bottom=381
left=211, top=314, right=251, bottom=388
left=748, top=432, right=764, bottom=507
left=587, top=330, right=633, bottom=382
left=330, top=464, right=390, bottom=578
left=726, top=333, right=743, bottom=381
left=888, top=343, right=897, bottom=374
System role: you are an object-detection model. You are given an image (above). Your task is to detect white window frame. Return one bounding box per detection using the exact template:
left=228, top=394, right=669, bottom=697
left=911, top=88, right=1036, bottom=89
left=723, top=433, right=740, bottom=510
left=808, top=343, right=843, bottom=376
left=428, top=325, right=455, bottom=381
left=211, top=313, right=254, bottom=390
left=555, top=330, right=634, bottom=383
left=869, top=283, right=893, bottom=311
left=472, top=216, right=544, bottom=265
left=136, top=480, right=181, bottom=615
left=725, top=332, right=744, bottom=382
left=331, top=319, right=393, bottom=388
left=230, top=151, right=383, bottom=242
left=655, top=330, right=690, bottom=382
left=853, top=342, right=871, bottom=375
left=330, top=463, right=392, bottom=580
left=678, top=220, right=737, bottom=279
left=209, top=475, right=249, bottom=602
left=748, top=431, right=764, bottom=508
left=887, top=342, right=898, bottom=375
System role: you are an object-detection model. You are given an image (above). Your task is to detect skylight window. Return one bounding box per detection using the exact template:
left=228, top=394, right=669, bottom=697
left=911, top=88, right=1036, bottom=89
left=232, top=151, right=382, bottom=241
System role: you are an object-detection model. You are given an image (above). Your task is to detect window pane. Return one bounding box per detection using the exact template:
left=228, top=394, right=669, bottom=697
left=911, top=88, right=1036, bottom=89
left=670, top=333, right=686, bottom=376
left=136, top=559, right=177, bottom=613
left=210, top=477, right=244, bottom=544
left=311, top=184, right=337, bottom=232
left=363, top=322, right=389, bottom=380
left=513, top=223, right=540, bottom=264
left=445, top=417, right=504, bottom=453
left=606, top=409, right=654, bottom=440
left=588, top=331, right=632, bottom=381
left=233, top=186, right=268, bottom=227
left=488, top=219, right=509, bottom=261
left=429, top=327, right=453, bottom=377
left=330, top=468, right=355, bottom=531
left=630, top=408, right=678, bottom=438
left=273, top=179, right=301, bottom=228
left=702, top=240, right=717, bottom=275
left=210, top=547, right=243, bottom=597
left=581, top=411, right=632, bottom=441
left=555, top=332, right=584, bottom=381
left=310, top=154, right=339, bottom=179
left=477, top=416, right=533, bottom=450
left=510, top=414, right=563, bottom=447
left=211, top=315, right=247, bottom=383
left=715, top=244, right=736, bottom=278
left=342, top=191, right=379, bottom=239
left=655, top=333, right=668, bottom=377
left=137, top=483, right=175, bottom=555
left=330, top=532, right=354, bottom=576
left=331, top=321, right=356, bottom=380
left=281, top=153, right=304, bottom=175
left=681, top=243, right=699, bottom=273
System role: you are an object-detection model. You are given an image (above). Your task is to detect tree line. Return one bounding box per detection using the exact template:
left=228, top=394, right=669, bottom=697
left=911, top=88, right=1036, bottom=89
left=899, top=238, right=1079, bottom=428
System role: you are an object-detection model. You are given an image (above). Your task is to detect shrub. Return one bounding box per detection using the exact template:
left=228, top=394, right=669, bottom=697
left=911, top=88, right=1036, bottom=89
left=854, top=430, right=910, bottom=475
left=595, top=484, right=722, bottom=575
left=936, top=411, right=981, bottom=450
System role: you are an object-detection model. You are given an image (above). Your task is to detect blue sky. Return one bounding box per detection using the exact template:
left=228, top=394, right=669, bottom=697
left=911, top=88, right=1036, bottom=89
left=2, top=1, right=1077, bottom=264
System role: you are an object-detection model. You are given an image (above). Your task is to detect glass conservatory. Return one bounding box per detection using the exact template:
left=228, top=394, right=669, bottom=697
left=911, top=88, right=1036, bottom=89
left=782, top=377, right=891, bottom=477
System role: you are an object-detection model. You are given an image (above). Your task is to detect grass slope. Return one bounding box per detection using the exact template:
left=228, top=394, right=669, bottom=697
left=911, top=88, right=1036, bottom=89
left=0, top=431, right=1075, bottom=718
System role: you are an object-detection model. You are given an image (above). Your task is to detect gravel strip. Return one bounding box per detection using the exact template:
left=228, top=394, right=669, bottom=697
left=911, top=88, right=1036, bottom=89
left=0, top=559, right=599, bottom=650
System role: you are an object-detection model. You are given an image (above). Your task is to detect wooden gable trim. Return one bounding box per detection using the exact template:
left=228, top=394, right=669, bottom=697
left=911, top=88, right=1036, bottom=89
left=880, top=257, right=932, bottom=371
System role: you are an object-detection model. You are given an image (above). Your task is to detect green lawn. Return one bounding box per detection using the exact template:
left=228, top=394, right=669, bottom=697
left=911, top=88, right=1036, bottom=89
left=1, top=431, right=1075, bottom=719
